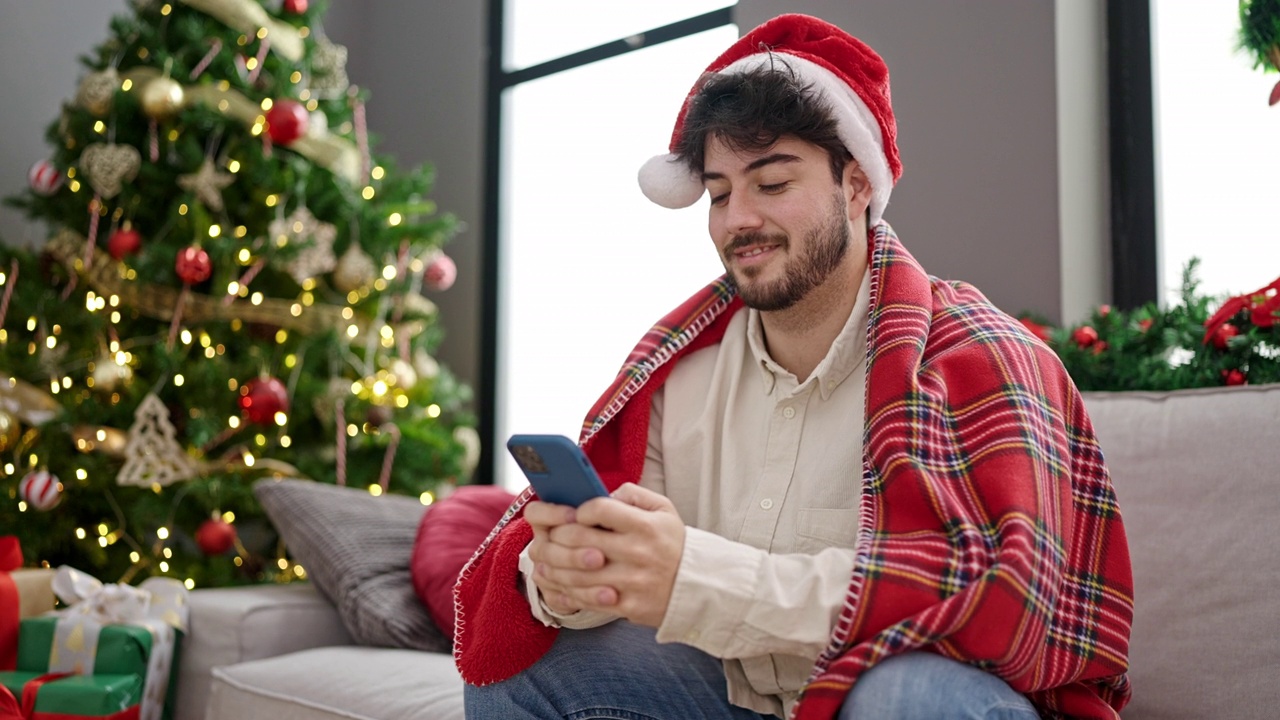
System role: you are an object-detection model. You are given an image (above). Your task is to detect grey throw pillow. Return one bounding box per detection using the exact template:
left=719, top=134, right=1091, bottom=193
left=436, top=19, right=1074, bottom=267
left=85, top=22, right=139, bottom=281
left=254, top=478, right=450, bottom=652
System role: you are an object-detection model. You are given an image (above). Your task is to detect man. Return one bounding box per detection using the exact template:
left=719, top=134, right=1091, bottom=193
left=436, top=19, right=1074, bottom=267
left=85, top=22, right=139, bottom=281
left=456, top=14, right=1133, bottom=720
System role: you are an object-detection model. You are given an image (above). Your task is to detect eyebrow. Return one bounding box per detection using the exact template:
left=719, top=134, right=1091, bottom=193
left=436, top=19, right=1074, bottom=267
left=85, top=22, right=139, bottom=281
left=701, top=153, right=804, bottom=182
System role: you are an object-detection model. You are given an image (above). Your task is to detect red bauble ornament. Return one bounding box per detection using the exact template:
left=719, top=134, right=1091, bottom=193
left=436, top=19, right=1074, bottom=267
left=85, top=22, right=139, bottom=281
left=107, top=226, right=142, bottom=260
left=265, top=100, right=309, bottom=145
left=1137, top=318, right=1153, bottom=333
left=282, top=0, right=308, bottom=12
left=18, top=470, right=61, bottom=511
left=1212, top=323, right=1239, bottom=350
left=1222, top=369, right=1247, bottom=386
left=28, top=159, right=64, bottom=197
left=239, top=377, right=290, bottom=425
left=1091, top=340, right=1109, bottom=356
left=195, top=518, right=238, bottom=555
left=1072, top=326, right=1098, bottom=348
left=176, top=246, right=212, bottom=284
left=1098, top=304, right=1111, bottom=318
left=424, top=252, right=457, bottom=291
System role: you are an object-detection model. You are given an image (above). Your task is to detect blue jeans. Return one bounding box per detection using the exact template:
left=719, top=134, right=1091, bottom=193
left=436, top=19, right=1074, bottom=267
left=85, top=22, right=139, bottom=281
left=463, top=621, right=1040, bottom=719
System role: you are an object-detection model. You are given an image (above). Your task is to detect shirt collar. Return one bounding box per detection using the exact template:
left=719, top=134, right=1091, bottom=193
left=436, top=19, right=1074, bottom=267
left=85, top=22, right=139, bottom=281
left=746, top=268, right=871, bottom=400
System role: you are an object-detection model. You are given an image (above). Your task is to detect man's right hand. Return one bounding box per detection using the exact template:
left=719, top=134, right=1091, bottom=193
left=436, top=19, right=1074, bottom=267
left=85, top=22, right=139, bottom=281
left=524, top=500, right=614, bottom=615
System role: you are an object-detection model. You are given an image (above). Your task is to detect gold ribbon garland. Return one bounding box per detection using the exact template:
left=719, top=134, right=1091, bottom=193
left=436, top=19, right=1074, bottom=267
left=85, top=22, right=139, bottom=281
left=47, top=229, right=429, bottom=345
left=178, top=0, right=304, bottom=62
left=122, top=67, right=362, bottom=184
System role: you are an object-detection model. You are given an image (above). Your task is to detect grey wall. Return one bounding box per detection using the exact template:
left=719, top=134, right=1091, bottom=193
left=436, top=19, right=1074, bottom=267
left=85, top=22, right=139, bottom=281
left=737, top=0, right=1068, bottom=322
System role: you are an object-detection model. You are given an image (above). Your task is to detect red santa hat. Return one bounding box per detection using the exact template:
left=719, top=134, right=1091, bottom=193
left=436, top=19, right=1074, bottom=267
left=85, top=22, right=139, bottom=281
left=638, top=14, right=902, bottom=225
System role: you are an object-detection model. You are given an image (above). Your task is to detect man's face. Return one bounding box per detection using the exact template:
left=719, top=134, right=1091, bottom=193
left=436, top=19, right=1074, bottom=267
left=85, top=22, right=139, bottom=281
left=702, top=135, right=854, bottom=312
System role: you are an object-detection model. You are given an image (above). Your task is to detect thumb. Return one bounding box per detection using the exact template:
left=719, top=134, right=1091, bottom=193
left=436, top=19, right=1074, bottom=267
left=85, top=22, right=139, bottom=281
left=610, top=483, right=675, bottom=514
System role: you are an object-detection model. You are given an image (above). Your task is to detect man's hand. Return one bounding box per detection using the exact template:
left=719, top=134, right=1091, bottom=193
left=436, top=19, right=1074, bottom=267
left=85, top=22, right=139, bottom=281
left=535, top=483, right=685, bottom=628
left=524, top=499, right=601, bottom=615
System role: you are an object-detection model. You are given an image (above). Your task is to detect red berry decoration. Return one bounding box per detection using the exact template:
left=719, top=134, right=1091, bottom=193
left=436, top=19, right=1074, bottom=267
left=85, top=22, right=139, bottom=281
left=282, top=0, right=308, bottom=13
left=1098, top=304, right=1111, bottom=318
left=265, top=100, right=309, bottom=145
left=1222, top=369, right=1247, bottom=386
left=239, top=376, right=290, bottom=426
left=107, top=226, right=142, bottom=260
left=176, top=246, right=212, bottom=284
left=195, top=518, right=238, bottom=555
left=1212, top=323, right=1239, bottom=350
left=1091, top=341, right=1109, bottom=356
left=1072, top=326, right=1099, bottom=348
left=424, top=252, right=457, bottom=291
left=28, top=159, right=64, bottom=196
left=1137, top=318, right=1153, bottom=333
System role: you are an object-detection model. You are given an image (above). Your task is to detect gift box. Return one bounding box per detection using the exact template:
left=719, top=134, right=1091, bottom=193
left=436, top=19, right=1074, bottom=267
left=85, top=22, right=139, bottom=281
left=0, top=670, right=141, bottom=719
left=10, top=570, right=55, bottom=620
left=0, top=568, right=187, bottom=720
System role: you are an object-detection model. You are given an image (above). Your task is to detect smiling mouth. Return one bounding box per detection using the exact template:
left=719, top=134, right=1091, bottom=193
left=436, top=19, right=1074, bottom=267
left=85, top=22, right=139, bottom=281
left=737, top=245, right=777, bottom=258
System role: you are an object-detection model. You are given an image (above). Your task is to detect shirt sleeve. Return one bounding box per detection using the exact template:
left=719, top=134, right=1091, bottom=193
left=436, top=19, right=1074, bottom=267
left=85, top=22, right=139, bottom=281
left=518, top=542, right=617, bottom=630
left=655, top=526, right=857, bottom=661
left=638, top=386, right=665, bottom=495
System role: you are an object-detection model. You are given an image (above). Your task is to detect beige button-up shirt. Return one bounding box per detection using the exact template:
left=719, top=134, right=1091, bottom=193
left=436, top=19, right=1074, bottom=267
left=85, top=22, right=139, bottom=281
left=521, top=272, right=870, bottom=718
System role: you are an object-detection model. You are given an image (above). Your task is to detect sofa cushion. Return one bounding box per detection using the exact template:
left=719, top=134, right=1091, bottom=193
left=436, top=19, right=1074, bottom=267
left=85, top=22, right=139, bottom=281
left=176, top=583, right=352, bottom=720
left=1083, top=384, right=1280, bottom=720
left=411, top=485, right=516, bottom=637
left=254, top=479, right=450, bottom=652
left=207, top=646, right=464, bottom=720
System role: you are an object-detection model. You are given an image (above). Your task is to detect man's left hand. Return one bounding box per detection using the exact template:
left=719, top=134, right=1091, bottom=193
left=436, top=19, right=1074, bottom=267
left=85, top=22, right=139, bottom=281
left=535, top=483, right=685, bottom=628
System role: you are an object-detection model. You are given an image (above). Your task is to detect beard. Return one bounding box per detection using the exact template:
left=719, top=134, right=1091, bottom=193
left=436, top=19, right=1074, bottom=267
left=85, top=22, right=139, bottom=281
left=723, top=194, right=852, bottom=312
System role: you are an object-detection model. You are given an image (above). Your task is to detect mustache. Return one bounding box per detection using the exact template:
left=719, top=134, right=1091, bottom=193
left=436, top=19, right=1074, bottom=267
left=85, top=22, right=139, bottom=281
left=724, top=232, right=788, bottom=256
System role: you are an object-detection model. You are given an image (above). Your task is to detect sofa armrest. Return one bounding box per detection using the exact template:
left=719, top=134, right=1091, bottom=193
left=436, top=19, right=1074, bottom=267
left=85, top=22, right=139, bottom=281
left=175, top=583, right=353, bottom=720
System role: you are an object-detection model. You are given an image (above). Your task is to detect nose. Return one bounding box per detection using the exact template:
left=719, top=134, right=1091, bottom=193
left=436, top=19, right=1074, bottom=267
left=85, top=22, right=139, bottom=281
left=722, top=192, right=764, bottom=236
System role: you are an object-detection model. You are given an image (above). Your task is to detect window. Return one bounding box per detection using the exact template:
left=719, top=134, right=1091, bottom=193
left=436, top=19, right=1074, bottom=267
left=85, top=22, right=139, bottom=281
left=482, top=3, right=737, bottom=489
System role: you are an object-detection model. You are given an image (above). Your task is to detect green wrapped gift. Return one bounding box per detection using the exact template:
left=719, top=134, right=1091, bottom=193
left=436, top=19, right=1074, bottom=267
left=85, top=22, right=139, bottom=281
left=0, top=670, right=142, bottom=717
left=16, top=617, right=152, bottom=677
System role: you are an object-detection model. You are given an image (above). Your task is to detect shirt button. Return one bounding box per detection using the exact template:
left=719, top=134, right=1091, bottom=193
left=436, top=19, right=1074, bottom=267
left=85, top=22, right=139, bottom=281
left=782, top=406, right=796, bottom=419
left=760, top=498, right=774, bottom=510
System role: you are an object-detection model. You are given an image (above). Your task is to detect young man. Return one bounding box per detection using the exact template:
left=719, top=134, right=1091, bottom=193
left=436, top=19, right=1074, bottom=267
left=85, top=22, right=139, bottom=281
left=456, top=14, right=1133, bottom=720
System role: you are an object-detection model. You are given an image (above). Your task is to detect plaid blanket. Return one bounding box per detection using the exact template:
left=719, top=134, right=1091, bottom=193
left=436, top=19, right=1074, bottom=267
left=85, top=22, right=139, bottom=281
left=454, top=223, right=1133, bottom=719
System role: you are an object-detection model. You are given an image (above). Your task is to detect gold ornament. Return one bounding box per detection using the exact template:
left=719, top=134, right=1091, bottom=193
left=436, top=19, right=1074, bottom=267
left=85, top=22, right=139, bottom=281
left=140, top=76, right=185, bottom=119
left=80, top=143, right=141, bottom=199
left=332, top=242, right=376, bottom=293
left=453, top=426, right=481, bottom=479
left=0, top=410, right=20, bottom=452
left=75, top=68, right=120, bottom=117
left=70, top=425, right=129, bottom=458
left=389, top=359, right=418, bottom=390
left=91, top=357, right=133, bottom=391
left=177, top=159, right=234, bottom=212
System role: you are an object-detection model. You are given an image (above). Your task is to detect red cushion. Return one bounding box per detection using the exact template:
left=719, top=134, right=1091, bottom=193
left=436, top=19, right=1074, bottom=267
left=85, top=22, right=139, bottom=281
left=411, top=485, right=517, bottom=640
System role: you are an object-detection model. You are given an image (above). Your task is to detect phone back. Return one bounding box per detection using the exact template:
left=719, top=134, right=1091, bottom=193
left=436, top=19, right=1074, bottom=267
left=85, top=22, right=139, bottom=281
left=506, top=434, right=608, bottom=507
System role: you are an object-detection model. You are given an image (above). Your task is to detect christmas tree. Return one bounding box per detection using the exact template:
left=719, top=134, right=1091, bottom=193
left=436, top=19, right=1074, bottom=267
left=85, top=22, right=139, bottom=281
left=0, top=0, right=477, bottom=588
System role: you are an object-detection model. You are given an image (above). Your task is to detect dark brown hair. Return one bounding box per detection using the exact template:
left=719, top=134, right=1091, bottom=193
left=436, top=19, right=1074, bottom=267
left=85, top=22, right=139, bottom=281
left=673, top=61, right=853, bottom=182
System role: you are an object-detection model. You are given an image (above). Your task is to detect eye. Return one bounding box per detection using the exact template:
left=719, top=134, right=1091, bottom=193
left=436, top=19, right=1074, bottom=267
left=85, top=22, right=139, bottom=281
left=759, top=182, right=788, bottom=194
left=709, top=192, right=729, bottom=206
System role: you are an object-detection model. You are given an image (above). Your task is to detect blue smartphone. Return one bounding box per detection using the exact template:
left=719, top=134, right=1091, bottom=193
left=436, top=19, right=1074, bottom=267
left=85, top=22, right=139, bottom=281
left=506, top=434, right=609, bottom=507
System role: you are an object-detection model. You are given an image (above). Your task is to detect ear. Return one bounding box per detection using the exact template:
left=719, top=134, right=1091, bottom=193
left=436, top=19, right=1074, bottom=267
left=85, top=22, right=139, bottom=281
left=842, top=160, right=873, bottom=221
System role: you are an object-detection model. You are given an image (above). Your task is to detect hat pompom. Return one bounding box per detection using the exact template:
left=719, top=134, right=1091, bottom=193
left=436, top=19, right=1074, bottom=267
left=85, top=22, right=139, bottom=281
left=638, top=153, right=704, bottom=209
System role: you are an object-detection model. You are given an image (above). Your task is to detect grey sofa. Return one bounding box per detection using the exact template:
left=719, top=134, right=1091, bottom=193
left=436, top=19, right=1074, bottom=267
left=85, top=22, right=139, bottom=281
left=172, top=383, right=1280, bottom=720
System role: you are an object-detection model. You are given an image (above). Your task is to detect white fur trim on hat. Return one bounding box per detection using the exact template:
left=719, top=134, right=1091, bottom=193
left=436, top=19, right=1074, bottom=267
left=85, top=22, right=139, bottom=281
left=638, top=153, right=705, bottom=209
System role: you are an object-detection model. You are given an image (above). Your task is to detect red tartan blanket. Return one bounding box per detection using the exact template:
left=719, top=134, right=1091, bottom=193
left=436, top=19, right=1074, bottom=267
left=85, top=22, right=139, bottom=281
left=453, top=223, right=1133, bottom=719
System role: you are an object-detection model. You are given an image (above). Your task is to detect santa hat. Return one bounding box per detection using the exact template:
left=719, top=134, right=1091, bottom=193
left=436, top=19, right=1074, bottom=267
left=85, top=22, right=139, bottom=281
left=637, top=14, right=902, bottom=225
